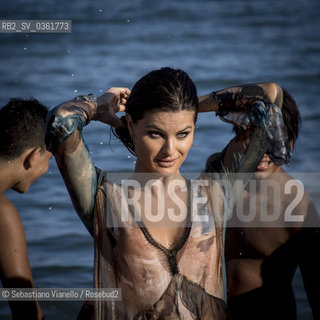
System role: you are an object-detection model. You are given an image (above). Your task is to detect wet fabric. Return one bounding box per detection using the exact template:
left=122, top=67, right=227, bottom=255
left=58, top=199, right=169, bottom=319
left=217, top=101, right=291, bottom=166
left=94, top=171, right=229, bottom=319
left=46, top=114, right=87, bottom=154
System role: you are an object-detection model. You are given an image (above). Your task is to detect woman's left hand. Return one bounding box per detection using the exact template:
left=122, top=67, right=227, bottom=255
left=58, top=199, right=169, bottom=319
left=93, top=87, right=131, bottom=128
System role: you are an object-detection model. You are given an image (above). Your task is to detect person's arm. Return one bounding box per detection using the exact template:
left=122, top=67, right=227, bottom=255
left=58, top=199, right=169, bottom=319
left=199, top=82, right=283, bottom=113
left=200, top=82, right=288, bottom=172
left=46, top=88, right=130, bottom=235
left=0, top=195, right=43, bottom=320
left=201, top=83, right=289, bottom=208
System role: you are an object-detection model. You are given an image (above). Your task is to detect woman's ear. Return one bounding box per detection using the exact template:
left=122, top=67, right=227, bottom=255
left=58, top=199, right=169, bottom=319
left=23, top=147, right=41, bottom=170
left=125, top=113, right=135, bottom=140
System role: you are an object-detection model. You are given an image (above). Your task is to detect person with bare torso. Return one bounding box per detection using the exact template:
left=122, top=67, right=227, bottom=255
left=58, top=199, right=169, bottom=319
left=206, top=90, right=320, bottom=319
left=0, top=98, right=52, bottom=320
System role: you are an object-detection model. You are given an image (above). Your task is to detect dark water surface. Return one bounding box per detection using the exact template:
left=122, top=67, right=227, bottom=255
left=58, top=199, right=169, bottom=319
left=1, top=0, right=319, bottom=318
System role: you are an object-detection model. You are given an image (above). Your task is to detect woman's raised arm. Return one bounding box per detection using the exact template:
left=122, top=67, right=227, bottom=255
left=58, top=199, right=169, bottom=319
left=46, top=88, right=130, bottom=235
left=199, top=82, right=283, bottom=113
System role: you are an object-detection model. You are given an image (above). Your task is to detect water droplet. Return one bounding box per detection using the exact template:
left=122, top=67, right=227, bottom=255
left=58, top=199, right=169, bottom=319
left=74, top=89, right=78, bottom=93
left=99, top=89, right=102, bottom=93
left=99, top=9, right=103, bottom=13
left=99, top=141, right=103, bottom=145
left=23, top=47, right=27, bottom=51
left=71, top=73, right=75, bottom=77
left=49, top=207, right=52, bottom=210
left=127, top=156, right=131, bottom=159
left=126, top=19, right=131, bottom=23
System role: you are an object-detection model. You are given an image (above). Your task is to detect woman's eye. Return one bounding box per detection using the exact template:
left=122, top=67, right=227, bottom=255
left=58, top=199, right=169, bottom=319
left=148, top=131, right=161, bottom=138
left=177, top=132, right=189, bottom=138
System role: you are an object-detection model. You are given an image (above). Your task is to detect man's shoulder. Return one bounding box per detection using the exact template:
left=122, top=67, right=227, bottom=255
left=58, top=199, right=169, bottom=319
left=0, top=193, right=19, bottom=216
left=0, top=193, right=25, bottom=241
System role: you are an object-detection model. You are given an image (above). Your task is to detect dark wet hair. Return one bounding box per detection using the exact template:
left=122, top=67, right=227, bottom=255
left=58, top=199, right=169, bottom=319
left=113, top=67, right=198, bottom=155
left=281, top=88, right=301, bottom=145
left=205, top=152, right=222, bottom=173
left=233, top=88, right=301, bottom=148
left=0, top=98, right=48, bottom=161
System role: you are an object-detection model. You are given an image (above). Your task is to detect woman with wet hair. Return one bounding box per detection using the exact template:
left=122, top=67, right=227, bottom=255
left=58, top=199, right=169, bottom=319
left=46, top=67, right=290, bottom=319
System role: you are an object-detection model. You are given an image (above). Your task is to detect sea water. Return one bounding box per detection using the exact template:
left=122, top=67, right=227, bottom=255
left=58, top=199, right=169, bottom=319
left=1, top=0, right=319, bottom=318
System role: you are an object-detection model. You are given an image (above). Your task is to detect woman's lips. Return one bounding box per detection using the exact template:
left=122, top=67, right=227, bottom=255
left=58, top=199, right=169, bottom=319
left=155, top=158, right=178, bottom=168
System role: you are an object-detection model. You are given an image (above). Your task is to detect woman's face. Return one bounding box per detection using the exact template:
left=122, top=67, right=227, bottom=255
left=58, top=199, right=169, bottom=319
left=127, top=110, right=196, bottom=174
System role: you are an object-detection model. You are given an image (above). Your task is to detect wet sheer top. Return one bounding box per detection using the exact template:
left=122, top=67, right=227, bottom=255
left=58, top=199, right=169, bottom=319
left=92, top=103, right=284, bottom=319
left=46, top=91, right=290, bottom=319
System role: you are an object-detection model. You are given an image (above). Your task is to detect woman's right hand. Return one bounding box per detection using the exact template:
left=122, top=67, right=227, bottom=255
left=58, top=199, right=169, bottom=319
left=93, top=87, right=131, bottom=128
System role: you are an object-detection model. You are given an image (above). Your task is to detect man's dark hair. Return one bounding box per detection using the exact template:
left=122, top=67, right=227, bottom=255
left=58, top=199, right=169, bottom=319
left=281, top=88, right=301, bottom=145
left=0, top=98, right=48, bottom=161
